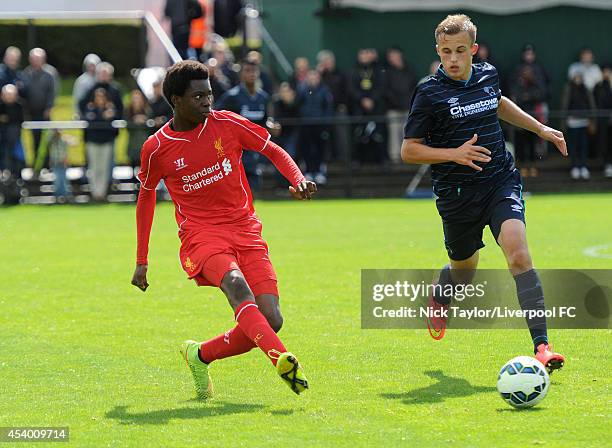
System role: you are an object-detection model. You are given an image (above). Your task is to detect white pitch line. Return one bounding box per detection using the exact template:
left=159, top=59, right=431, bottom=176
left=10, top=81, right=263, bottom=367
left=583, top=244, right=612, bottom=259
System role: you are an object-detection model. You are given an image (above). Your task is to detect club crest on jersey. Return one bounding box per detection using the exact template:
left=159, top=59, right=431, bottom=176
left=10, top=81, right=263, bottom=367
left=184, top=257, right=196, bottom=272
left=214, top=137, right=225, bottom=158
left=174, top=157, right=188, bottom=170
left=447, top=97, right=459, bottom=104
left=484, top=86, right=496, bottom=96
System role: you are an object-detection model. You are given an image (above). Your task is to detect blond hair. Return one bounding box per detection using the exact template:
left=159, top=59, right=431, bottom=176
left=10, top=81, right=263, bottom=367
left=435, top=14, right=477, bottom=45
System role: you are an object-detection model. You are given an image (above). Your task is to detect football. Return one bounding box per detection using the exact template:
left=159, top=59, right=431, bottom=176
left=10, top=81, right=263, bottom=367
left=497, top=356, right=550, bottom=408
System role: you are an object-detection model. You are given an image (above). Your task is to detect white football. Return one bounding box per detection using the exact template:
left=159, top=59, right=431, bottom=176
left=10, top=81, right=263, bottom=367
left=497, top=356, right=550, bottom=408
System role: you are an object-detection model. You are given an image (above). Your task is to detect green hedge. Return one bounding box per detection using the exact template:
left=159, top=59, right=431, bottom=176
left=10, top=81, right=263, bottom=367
left=0, top=24, right=146, bottom=78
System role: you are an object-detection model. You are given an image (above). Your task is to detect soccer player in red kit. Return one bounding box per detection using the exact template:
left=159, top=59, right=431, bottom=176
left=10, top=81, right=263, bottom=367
left=131, top=61, right=316, bottom=398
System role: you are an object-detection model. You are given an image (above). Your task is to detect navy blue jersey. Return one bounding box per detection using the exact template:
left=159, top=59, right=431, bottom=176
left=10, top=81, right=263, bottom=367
left=404, top=63, right=514, bottom=196
left=215, top=85, right=269, bottom=127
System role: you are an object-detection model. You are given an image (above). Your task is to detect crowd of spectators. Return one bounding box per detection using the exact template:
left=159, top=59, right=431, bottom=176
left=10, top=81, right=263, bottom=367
left=0, top=37, right=610, bottom=203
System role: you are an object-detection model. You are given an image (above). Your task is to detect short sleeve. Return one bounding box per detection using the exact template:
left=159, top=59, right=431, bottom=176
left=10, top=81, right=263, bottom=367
left=403, top=87, right=435, bottom=139
left=223, top=110, right=271, bottom=152
left=137, top=135, right=163, bottom=190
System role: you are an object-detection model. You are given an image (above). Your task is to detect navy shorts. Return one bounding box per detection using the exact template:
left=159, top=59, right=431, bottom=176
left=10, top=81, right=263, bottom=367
left=435, top=169, right=525, bottom=261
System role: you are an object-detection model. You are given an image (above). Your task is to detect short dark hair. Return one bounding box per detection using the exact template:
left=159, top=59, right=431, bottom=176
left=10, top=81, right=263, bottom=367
left=162, top=60, right=209, bottom=107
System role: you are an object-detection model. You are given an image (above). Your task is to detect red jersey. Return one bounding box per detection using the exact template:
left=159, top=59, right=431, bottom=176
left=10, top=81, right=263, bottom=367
left=135, top=109, right=304, bottom=264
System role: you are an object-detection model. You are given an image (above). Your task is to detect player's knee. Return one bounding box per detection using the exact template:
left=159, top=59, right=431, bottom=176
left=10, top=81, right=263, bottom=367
left=260, top=307, right=283, bottom=332
left=507, top=248, right=532, bottom=273
left=221, top=270, right=255, bottom=306
left=267, top=313, right=283, bottom=333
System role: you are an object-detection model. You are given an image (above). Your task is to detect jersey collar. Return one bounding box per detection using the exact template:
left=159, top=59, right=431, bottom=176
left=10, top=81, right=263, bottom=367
left=162, top=118, right=208, bottom=142
left=437, top=64, right=474, bottom=87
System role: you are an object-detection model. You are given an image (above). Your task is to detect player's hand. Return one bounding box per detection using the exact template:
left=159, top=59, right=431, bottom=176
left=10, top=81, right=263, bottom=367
left=131, top=264, right=149, bottom=292
left=289, top=181, right=317, bottom=200
left=453, top=134, right=492, bottom=171
left=537, top=125, right=568, bottom=157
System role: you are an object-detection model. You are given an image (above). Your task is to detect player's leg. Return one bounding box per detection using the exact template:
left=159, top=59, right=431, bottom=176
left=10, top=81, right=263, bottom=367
left=427, top=194, right=486, bottom=340
left=221, top=270, right=308, bottom=394
left=490, top=171, right=564, bottom=372
left=496, top=219, right=564, bottom=372
left=240, top=243, right=308, bottom=394
left=197, top=293, right=283, bottom=366
left=254, top=294, right=283, bottom=332
left=427, top=251, right=480, bottom=340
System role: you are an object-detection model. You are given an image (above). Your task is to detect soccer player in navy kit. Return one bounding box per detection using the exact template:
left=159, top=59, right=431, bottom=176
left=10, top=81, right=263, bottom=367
left=402, top=14, right=567, bottom=372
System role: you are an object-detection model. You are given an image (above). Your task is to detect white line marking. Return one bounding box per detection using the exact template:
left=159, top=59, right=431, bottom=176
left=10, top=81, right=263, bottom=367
left=583, top=244, right=612, bottom=259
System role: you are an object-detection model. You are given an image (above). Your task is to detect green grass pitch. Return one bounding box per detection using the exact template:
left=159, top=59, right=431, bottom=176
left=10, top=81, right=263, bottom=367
left=1, top=194, right=610, bottom=447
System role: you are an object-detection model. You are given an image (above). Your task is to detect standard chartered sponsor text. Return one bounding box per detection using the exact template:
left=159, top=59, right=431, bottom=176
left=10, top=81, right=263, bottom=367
left=181, top=159, right=229, bottom=192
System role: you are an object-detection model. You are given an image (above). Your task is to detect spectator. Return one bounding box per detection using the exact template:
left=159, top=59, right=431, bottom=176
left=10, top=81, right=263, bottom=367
left=212, top=0, right=242, bottom=38
left=205, top=57, right=232, bottom=99
left=296, top=70, right=333, bottom=184
left=83, top=87, right=120, bottom=201
left=290, top=57, right=309, bottom=90
left=23, top=47, right=56, bottom=170
left=384, top=47, right=416, bottom=163
left=317, top=50, right=348, bottom=110
left=149, top=78, right=173, bottom=132
left=164, top=0, right=203, bottom=59
left=43, top=56, right=61, bottom=98
left=317, top=49, right=349, bottom=161
left=72, top=53, right=101, bottom=118
left=273, top=82, right=299, bottom=162
left=216, top=60, right=271, bottom=191
left=203, top=41, right=239, bottom=87
left=561, top=72, right=596, bottom=180
left=0, top=46, right=26, bottom=97
left=0, top=84, right=24, bottom=178
left=419, top=60, right=439, bottom=85
left=188, top=0, right=208, bottom=60
left=513, top=44, right=550, bottom=100
left=350, top=48, right=387, bottom=165
left=474, top=42, right=497, bottom=67
left=80, top=62, right=123, bottom=117
left=247, top=50, right=274, bottom=95
left=593, top=64, right=612, bottom=177
left=47, top=129, right=73, bottom=202
left=568, top=47, right=603, bottom=92
left=511, top=66, right=547, bottom=177
left=271, top=82, right=299, bottom=190
left=126, top=89, right=152, bottom=168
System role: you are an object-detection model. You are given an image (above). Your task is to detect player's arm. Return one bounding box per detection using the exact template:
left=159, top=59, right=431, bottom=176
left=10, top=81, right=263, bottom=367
left=402, top=86, right=491, bottom=171
left=226, top=110, right=316, bottom=199
left=131, top=187, right=156, bottom=292
left=131, top=139, right=162, bottom=292
left=497, top=96, right=567, bottom=156
left=260, top=140, right=317, bottom=200
left=401, top=135, right=491, bottom=172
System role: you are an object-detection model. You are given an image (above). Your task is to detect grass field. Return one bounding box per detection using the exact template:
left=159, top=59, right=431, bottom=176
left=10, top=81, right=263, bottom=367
left=1, top=194, right=610, bottom=447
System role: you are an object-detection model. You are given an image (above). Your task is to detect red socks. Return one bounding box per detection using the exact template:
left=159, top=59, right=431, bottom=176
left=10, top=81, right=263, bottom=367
left=199, top=325, right=255, bottom=364
left=234, top=300, right=286, bottom=366
left=199, top=301, right=286, bottom=366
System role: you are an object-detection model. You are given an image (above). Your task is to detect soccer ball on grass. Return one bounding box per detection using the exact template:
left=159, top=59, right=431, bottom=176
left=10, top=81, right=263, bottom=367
left=497, top=356, right=550, bottom=408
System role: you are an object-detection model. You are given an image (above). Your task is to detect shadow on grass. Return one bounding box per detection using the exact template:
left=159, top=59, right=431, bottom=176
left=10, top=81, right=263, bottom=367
left=496, top=406, right=545, bottom=413
left=380, top=370, right=496, bottom=405
left=106, top=401, right=266, bottom=425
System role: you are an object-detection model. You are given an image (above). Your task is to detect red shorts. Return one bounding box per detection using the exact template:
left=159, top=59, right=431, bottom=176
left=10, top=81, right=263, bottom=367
left=179, top=226, right=278, bottom=297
